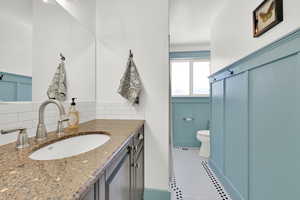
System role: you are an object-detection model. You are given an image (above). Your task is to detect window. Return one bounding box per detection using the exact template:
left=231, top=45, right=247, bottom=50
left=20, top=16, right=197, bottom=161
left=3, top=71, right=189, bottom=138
left=171, top=60, right=210, bottom=96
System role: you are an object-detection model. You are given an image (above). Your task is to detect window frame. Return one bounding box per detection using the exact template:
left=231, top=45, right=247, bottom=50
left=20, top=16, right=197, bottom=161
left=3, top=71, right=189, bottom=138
left=170, top=58, right=210, bottom=97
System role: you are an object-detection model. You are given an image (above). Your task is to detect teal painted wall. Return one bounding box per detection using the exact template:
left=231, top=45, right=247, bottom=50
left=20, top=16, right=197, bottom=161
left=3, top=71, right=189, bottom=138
left=144, top=188, right=170, bottom=200
left=0, top=72, right=32, bottom=102
left=172, top=97, right=210, bottom=147
left=209, top=28, right=300, bottom=200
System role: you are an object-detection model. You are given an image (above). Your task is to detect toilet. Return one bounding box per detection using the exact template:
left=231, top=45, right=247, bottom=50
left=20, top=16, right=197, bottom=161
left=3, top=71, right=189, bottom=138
left=196, top=130, right=210, bottom=158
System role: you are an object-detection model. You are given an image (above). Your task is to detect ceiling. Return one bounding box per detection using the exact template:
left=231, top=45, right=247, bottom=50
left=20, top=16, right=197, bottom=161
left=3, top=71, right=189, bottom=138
left=169, top=0, right=225, bottom=47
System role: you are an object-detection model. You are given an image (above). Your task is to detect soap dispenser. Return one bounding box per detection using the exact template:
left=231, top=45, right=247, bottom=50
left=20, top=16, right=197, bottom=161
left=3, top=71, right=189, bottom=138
left=68, top=98, right=80, bottom=129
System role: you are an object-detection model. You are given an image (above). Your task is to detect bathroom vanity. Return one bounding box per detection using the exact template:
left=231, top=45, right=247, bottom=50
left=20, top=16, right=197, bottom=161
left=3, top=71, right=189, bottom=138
left=0, top=119, right=144, bottom=200
left=82, top=125, right=144, bottom=200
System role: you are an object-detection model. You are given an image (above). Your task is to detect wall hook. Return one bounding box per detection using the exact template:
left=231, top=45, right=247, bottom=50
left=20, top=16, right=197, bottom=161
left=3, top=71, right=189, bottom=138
left=228, top=69, right=234, bottom=75
left=129, top=49, right=133, bottom=58
left=60, top=53, right=66, bottom=61
left=0, top=74, right=4, bottom=80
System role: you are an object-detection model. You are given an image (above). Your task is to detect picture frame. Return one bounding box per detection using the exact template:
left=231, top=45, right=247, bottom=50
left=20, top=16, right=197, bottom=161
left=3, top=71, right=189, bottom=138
left=253, top=0, right=283, bottom=37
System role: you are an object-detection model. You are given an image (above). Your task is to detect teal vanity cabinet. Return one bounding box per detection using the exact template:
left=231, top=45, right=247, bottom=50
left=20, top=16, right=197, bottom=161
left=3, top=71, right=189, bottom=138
left=106, top=146, right=131, bottom=200
left=172, top=97, right=210, bottom=147
left=81, top=127, right=144, bottom=200
left=132, top=129, right=145, bottom=200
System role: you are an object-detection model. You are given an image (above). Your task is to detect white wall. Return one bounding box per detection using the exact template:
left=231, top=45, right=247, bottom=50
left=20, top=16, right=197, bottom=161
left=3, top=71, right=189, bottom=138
left=211, top=0, right=300, bottom=74
left=0, top=0, right=32, bottom=76
left=96, top=0, right=169, bottom=191
left=170, top=0, right=225, bottom=47
left=170, top=42, right=210, bottom=52
left=56, top=0, right=96, bottom=34
left=32, top=0, right=96, bottom=102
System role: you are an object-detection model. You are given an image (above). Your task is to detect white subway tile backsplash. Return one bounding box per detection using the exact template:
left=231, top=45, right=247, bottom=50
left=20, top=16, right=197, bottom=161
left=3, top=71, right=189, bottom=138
left=19, top=120, right=38, bottom=129
left=0, top=103, right=33, bottom=114
left=96, top=102, right=145, bottom=120
left=0, top=101, right=96, bottom=146
left=18, top=112, right=38, bottom=122
left=0, top=113, right=18, bottom=124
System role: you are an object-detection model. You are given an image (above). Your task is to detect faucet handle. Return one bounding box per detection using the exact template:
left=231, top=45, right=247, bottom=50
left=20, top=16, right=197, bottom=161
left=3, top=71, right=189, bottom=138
left=59, top=118, right=70, bottom=123
left=1, top=128, right=29, bottom=149
left=16, top=129, right=30, bottom=149
left=57, top=118, right=69, bottom=136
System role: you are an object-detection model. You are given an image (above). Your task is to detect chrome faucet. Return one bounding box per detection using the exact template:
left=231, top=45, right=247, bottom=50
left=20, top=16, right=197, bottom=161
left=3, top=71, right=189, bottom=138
left=36, top=99, right=68, bottom=141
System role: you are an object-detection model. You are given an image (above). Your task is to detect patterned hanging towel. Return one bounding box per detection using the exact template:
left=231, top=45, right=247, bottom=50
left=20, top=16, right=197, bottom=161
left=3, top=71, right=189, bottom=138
left=47, top=60, right=67, bottom=101
left=118, top=54, right=142, bottom=105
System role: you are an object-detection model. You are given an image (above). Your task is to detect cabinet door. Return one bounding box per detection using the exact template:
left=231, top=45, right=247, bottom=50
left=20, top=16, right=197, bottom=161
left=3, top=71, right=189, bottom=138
left=82, top=186, right=95, bottom=200
left=106, top=152, right=131, bottom=200
left=135, top=148, right=144, bottom=200
left=95, top=174, right=105, bottom=200
left=211, top=80, right=225, bottom=172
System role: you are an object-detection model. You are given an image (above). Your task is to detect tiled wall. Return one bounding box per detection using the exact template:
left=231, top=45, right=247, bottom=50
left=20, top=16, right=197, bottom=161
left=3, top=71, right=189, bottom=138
left=96, top=102, right=145, bottom=120
left=0, top=101, right=96, bottom=146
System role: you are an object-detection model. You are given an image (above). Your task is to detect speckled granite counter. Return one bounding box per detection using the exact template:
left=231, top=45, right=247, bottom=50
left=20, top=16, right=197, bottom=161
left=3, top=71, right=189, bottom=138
left=0, top=119, right=144, bottom=200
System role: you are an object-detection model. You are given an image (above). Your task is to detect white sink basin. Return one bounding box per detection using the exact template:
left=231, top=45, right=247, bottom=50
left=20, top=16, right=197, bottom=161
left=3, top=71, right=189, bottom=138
left=29, top=134, right=110, bottom=160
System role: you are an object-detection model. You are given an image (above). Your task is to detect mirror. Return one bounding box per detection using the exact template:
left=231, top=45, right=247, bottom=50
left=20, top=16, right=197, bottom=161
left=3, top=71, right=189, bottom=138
left=0, top=0, right=33, bottom=101
left=0, top=0, right=96, bottom=102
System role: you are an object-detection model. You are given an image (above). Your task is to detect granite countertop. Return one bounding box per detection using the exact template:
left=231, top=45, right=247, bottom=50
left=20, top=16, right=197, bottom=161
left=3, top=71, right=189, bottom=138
left=0, top=119, right=144, bottom=200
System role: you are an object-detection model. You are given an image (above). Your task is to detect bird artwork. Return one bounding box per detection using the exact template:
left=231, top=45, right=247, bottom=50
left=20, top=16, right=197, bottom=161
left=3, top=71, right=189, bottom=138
left=253, top=0, right=283, bottom=37
left=259, top=1, right=275, bottom=23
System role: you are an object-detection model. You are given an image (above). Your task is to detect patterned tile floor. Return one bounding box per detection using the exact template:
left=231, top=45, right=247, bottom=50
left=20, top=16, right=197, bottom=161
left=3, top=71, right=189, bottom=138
left=170, top=148, right=231, bottom=200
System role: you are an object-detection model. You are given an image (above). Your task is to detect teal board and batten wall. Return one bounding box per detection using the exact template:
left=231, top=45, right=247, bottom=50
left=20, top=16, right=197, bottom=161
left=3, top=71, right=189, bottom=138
left=0, top=72, right=32, bottom=101
left=210, top=80, right=224, bottom=171
left=209, top=28, right=300, bottom=200
left=172, top=97, right=210, bottom=147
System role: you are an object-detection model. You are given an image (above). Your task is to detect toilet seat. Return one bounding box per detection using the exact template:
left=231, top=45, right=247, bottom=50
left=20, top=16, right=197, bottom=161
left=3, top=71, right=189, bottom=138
left=197, top=130, right=209, bottom=137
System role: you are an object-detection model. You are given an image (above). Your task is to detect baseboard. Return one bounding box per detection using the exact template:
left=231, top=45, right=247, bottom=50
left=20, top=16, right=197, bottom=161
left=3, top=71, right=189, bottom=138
left=209, top=160, right=245, bottom=200
left=144, top=188, right=171, bottom=200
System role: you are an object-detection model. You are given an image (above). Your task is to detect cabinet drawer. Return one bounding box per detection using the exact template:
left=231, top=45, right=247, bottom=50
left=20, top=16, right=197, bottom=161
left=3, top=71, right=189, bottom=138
left=94, top=173, right=105, bottom=200
left=81, top=185, right=95, bottom=200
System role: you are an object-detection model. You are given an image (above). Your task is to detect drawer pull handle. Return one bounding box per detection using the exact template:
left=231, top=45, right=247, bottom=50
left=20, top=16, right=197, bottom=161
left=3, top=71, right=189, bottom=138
left=138, top=134, right=144, bottom=140
left=183, top=117, right=194, bottom=121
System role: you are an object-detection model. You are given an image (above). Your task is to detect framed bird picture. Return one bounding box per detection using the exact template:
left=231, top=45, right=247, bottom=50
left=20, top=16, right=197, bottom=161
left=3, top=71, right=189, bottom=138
left=253, top=0, right=283, bottom=37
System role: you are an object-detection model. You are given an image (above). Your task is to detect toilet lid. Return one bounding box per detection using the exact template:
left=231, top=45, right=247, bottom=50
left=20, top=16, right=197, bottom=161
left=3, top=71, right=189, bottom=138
left=197, top=130, right=210, bottom=137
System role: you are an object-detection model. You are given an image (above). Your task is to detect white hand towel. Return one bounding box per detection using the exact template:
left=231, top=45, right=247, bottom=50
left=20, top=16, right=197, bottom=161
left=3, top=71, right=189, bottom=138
left=118, top=56, right=142, bottom=105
